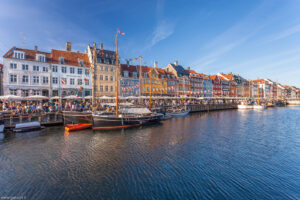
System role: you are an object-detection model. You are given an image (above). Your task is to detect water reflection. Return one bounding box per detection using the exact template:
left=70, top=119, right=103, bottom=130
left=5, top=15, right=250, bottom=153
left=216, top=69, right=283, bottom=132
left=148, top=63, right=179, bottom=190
left=0, top=107, right=300, bottom=199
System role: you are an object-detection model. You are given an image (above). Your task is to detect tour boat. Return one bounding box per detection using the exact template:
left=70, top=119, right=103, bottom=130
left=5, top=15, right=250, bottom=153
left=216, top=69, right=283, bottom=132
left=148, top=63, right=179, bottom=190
left=63, top=111, right=93, bottom=125
left=65, top=123, right=92, bottom=132
left=165, top=107, right=190, bottom=117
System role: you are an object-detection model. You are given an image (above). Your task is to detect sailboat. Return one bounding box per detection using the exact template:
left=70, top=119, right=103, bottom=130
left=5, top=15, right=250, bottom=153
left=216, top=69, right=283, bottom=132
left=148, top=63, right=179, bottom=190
left=238, top=83, right=253, bottom=109
left=253, top=81, right=266, bottom=110
left=92, top=30, right=163, bottom=130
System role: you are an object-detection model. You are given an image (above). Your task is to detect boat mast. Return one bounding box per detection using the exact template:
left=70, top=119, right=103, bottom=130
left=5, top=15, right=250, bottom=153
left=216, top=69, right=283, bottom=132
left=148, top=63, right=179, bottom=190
left=92, top=44, right=96, bottom=111
left=149, top=69, right=152, bottom=109
left=139, top=56, right=142, bottom=103
left=59, top=76, right=62, bottom=111
left=115, top=33, right=119, bottom=116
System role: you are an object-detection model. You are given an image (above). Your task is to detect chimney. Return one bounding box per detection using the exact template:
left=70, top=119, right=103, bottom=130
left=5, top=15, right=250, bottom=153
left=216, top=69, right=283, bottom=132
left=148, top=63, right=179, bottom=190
left=174, top=60, right=178, bottom=66
left=66, top=42, right=71, bottom=52
left=187, top=66, right=190, bottom=70
left=154, top=61, right=158, bottom=68
left=126, top=60, right=130, bottom=65
left=34, top=45, right=38, bottom=51
left=93, top=42, right=96, bottom=49
left=100, top=43, right=103, bottom=50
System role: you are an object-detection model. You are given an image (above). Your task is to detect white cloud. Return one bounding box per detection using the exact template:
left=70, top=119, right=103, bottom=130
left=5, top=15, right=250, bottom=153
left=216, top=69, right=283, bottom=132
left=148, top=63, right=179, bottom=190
left=150, top=20, right=175, bottom=47
left=269, top=24, right=300, bottom=42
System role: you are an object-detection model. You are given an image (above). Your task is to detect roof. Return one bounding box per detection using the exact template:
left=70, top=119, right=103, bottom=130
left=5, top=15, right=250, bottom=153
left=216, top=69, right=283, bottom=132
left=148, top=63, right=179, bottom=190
left=170, top=64, right=189, bottom=76
left=4, top=47, right=52, bottom=62
left=186, top=70, right=197, bottom=74
left=51, top=49, right=91, bottom=68
left=120, top=64, right=139, bottom=73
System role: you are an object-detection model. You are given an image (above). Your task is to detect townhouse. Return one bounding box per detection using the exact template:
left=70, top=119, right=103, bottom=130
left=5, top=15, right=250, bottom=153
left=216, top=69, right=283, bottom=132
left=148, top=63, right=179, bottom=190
left=210, top=75, right=222, bottom=97
left=187, top=68, right=202, bottom=96
left=2, top=43, right=91, bottom=97
left=3, top=46, right=52, bottom=96
left=87, top=43, right=116, bottom=97
left=120, top=64, right=140, bottom=97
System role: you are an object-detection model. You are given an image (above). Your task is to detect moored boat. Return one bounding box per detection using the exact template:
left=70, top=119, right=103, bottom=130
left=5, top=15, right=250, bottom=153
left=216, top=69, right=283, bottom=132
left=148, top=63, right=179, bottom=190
left=65, top=123, right=92, bottom=132
left=253, top=104, right=266, bottom=109
left=165, top=107, right=190, bottom=117
left=63, top=111, right=93, bottom=125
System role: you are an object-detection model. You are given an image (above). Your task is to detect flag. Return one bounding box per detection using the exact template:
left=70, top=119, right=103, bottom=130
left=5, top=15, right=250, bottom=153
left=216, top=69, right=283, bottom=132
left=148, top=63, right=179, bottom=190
left=61, top=79, right=66, bottom=85
left=117, top=29, right=125, bottom=35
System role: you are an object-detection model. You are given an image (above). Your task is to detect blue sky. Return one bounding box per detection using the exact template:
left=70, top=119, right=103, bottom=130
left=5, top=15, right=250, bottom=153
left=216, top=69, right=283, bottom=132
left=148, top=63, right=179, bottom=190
left=1, top=0, right=300, bottom=86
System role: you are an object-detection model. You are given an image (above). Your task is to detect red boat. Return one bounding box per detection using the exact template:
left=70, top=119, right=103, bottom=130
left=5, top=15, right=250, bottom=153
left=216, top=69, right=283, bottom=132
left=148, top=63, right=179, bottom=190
left=65, top=124, right=92, bottom=132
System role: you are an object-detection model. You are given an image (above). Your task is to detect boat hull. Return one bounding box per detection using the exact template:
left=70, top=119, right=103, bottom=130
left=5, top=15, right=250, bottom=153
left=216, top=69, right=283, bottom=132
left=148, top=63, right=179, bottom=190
left=253, top=105, right=266, bottom=109
left=237, top=105, right=253, bottom=109
left=65, top=123, right=92, bottom=132
left=63, top=111, right=92, bottom=125
left=165, top=109, right=190, bottom=117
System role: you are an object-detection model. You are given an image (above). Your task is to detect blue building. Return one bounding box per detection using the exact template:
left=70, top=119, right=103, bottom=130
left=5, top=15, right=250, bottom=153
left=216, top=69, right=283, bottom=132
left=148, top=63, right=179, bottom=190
left=120, top=64, right=140, bottom=97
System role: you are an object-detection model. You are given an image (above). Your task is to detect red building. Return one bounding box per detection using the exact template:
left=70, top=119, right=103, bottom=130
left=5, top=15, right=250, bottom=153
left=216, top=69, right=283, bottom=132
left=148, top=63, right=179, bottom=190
left=210, top=75, right=222, bottom=97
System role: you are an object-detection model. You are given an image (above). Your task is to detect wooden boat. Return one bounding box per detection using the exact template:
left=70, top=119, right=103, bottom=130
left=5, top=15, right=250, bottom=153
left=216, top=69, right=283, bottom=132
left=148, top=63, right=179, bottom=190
left=92, top=107, right=163, bottom=130
left=13, top=122, right=45, bottom=133
left=165, top=108, right=190, bottom=117
left=63, top=111, right=92, bottom=125
left=65, top=123, right=92, bottom=132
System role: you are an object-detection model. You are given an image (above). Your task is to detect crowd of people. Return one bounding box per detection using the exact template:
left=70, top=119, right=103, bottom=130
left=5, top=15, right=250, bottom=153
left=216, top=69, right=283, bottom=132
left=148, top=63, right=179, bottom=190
left=0, top=98, right=237, bottom=115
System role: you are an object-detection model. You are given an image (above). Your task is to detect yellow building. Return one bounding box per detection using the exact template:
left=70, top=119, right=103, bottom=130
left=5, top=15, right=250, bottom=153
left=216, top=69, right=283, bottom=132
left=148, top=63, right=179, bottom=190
left=140, top=65, right=167, bottom=96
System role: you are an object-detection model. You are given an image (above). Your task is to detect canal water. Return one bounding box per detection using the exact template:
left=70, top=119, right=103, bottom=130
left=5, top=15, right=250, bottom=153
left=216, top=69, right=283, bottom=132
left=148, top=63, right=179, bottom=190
left=0, top=106, right=300, bottom=200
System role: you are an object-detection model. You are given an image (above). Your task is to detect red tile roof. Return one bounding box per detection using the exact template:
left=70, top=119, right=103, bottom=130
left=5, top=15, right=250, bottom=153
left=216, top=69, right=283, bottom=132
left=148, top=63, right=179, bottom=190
left=186, top=70, right=197, bottom=74
left=4, top=47, right=52, bottom=62
left=51, top=49, right=90, bottom=68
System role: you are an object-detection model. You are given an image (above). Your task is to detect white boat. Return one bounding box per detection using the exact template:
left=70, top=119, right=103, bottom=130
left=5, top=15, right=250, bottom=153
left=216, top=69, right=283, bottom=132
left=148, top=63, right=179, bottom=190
left=253, top=105, right=266, bottom=110
left=13, top=122, right=45, bottom=133
left=237, top=102, right=253, bottom=109
left=165, top=108, right=190, bottom=117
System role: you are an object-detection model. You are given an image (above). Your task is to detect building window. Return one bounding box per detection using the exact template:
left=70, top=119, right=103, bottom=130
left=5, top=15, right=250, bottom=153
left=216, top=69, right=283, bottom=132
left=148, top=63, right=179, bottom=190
left=85, top=80, right=89, bottom=85
left=14, top=51, right=24, bottom=59
left=100, top=66, right=103, bottom=71
left=85, top=69, right=89, bottom=75
left=79, top=60, right=84, bottom=67
left=124, top=71, right=129, bottom=77
left=22, top=64, right=28, bottom=70
left=105, top=66, right=108, bottom=71
left=110, top=76, right=113, bottom=81
left=43, top=77, right=48, bottom=84
left=100, top=85, right=103, bottom=92
left=110, top=86, right=113, bottom=92
left=144, top=73, right=147, bottom=78
left=42, top=66, right=48, bottom=72
left=105, top=76, right=108, bottom=81
left=110, top=67, right=113, bottom=72
left=10, top=75, right=17, bottom=83
left=100, top=75, right=103, bottom=80
left=52, top=65, right=58, bottom=72
left=22, top=75, right=28, bottom=83
left=10, top=89, right=17, bottom=95
left=105, top=86, right=108, bottom=92
left=70, top=78, right=75, bottom=85
left=38, top=55, right=46, bottom=62
left=59, top=57, right=65, bottom=64
left=33, top=66, right=40, bottom=71
left=78, top=68, right=82, bottom=74
left=78, top=79, right=82, bottom=85
left=23, top=90, right=29, bottom=97
left=10, top=63, right=17, bottom=69
left=33, top=76, right=39, bottom=84
left=70, top=67, right=75, bottom=74
left=33, top=90, right=40, bottom=95
left=62, top=66, right=67, bottom=73
left=52, top=77, right=58, bottom=84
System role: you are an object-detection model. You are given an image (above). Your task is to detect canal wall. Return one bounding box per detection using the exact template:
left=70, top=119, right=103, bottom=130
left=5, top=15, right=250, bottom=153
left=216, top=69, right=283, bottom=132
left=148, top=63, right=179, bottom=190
left=187, top=103, right=237, bottom=113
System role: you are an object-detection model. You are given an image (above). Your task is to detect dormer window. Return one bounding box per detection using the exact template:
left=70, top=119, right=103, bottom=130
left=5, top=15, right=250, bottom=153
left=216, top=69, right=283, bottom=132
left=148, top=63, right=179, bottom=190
left=36, top=54, right=46, bottom=62
left=14, top=51, right=25, bottom=59
left=59, top=57, right=65, bottom=64
left=124, top=71, right=129, bottom=77
left=78, top=59, right=84, bottom=67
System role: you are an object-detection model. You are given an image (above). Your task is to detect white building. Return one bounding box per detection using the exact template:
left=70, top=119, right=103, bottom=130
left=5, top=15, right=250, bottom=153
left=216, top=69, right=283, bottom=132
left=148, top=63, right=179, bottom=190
left=50, top=43, right=92, bottom=97
left=2, top=43, right=92, bottom=97
left=3, top=46, right=51, bottom=96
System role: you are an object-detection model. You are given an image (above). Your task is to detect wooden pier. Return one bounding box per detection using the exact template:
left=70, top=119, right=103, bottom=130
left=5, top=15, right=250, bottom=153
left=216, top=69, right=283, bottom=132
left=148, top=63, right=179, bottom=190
left=0, top=112, right=63, bottom=129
